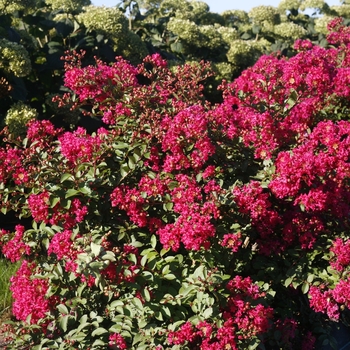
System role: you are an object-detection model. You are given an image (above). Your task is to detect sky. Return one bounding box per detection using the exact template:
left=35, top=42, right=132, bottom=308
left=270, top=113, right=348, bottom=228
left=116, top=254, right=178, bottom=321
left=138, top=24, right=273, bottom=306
left=92, top=0, right=343, bottom=14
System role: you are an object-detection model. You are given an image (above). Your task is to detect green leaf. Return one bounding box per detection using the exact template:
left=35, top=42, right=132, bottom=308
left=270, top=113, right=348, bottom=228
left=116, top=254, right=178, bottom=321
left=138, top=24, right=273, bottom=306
left=79, top=186, right=91, bottom=195
left=120, top=163, right=130, bottom=178
left=143, top=288, right=151, bottom=302
left=110, top=300, right=124, bottom=308
left=91, top=242, right=102, bottom=257
left=301, top=282, right=309, bottom=294
left=162, top=305, right=171, bottom=318
left=155, top=311, right=163, bottom=321
left=49, top=196, right=60, bottom=208
left=60, top=173, right=74, bottom=182
left=150, top=234, right=157, bottom=249
left=307, top=274, right=314, bottom=283
left=128, top=253, right=137, bottom=265
left=59, top=315, right=69, bottom=332
left=138, top=319, right=148, bottom=328
left=92, top=339, right=106, bottom=347
left=170, top=41, right=183, bottom=53
left=128, top=155, right=136, bottom=170
left=57, top=304, right=69, bottom=315
left=91, top=327, right=108, bottom=336
left=164, top=273, right=176, bottom=280
left=160, top=248, right=169, bottom=257
left=142, top=271, right=154, bottom=282
left=163, top=201, right=173, bottom=211
left=65, top=189, right=79, bottom=198
left=131, top=297, right=143, bottom=310
left=284, top=276, right=293, bottom=287
left=203, top=307, right=213, bottom=319
left=102, top=251, right=116, bottom=262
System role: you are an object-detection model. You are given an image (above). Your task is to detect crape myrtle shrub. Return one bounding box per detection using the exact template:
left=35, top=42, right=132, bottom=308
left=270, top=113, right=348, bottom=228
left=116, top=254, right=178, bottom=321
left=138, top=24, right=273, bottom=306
left=3, top=16, right=350, bottom=350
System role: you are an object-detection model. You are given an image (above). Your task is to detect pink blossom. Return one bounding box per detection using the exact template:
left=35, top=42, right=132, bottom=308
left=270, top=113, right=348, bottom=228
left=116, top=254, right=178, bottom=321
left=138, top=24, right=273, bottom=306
left=10, top=260, right=50, bottom=324
left=309, top=286, right=340, bottom=321
left=48, top=230, right=73, bottom=260
left=109, top=333, right=127, bottom=349
left=168, top=322, right=197, bottom=345
left=221, top=233, right=242, bottom=253
left=58, top=127, right=103, bottom=165
left=28, top=191, right=50, bottom=223
left=1, top=225, right=31, bottom=262
left=330, top=238, right=350, bottom=272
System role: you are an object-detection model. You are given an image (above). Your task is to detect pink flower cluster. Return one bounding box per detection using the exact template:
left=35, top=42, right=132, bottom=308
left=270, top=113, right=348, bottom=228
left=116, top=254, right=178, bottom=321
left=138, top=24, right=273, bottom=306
left=270, top=121, right=350, bottom=201
left=110, top=185, right=148, bottom=228
left=220, top=232, right=242, bottom=253
left=309, top=283, right=349, bottom=321
left=26, top=119, right=61, bottom=147
left=161, top=105, right=215, bottom=171
left=10, top=260, right=51, bottom=324
left=101, top=245, right=140, bottom=284
left=27, top=191, right=50, bottom=222
left=309, top=232, right=350, bottom=320
left=63, top=56, right=138, bottom=103
left=327, top=17, right=350, bottom=46
left=214, top=23, right=350, bottom=160
left=233, top=181, right=282, bottom=253
left=47, top=230, right=74, bottom=260
left=58, top=127, right=105, bottom=165
left=168, top=276, right=273, bottom=349
left=0, top=147, right=28, bottom=186
left=0, top=225, right=30, bottom=262
left=28, top=191, right=88, bottom=228
left=168, top=321, right=220, bottom=349
left=111, top=172, right=221, bottom=251
left=109, top=333, right=127, bottom=349
left=330, top=238, right=350, bottom=272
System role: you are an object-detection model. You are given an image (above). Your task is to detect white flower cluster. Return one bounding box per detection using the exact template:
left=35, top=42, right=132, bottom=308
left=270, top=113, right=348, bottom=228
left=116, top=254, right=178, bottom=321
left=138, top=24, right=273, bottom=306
left=5, top=101, right=38, bottom=136
left=221, top=10, right=249, bottom=24
left=0, top=39, right=31, bottom=77
left=45, top=0, right=90, bottom=13
left=77, top=5, right=148, bottom=63
left=199, top=25, right=225, bottom=49
left=180, top=0, right=210, bottom=20
left=211, top=61, right=235, bottom=82
left=278, top=0, right=302, bottom=12
left=0, top=0, right=37, bottom=14
left=160, top=0, right=209, bottom=22
left=77, top=6, right=127, bottom=36
left=226, top=39, right=264, bottom=67
left=330, top=5, right=350, bottom=17
left=314, top=15, right=333, bottom=34
left=249, top=6, right=280, bottom=25
left=167, top=18, right=201, bottom=43
left=299, top=0, right=326, bottom=11
left=274, top=22, right=307, bottom=40
left=168, top=18, right=240, bottom=53
left=217, top=26, right=239, bottom=44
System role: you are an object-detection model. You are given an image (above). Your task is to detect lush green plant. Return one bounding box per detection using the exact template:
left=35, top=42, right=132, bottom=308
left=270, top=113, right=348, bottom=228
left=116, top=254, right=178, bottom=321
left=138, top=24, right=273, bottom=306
left=0, top=257, right=18, bottom=315
left=2, top=17, right=350, bottom=350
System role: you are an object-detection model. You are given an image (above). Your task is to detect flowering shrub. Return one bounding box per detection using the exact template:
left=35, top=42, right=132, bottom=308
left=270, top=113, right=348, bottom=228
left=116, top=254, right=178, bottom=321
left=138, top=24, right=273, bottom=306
left=2, top=17, right=350, bottom=349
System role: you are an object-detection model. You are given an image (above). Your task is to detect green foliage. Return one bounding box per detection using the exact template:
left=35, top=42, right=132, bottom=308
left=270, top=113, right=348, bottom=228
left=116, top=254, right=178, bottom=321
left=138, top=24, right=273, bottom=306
left=0, top=257, right=19, bottom=313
